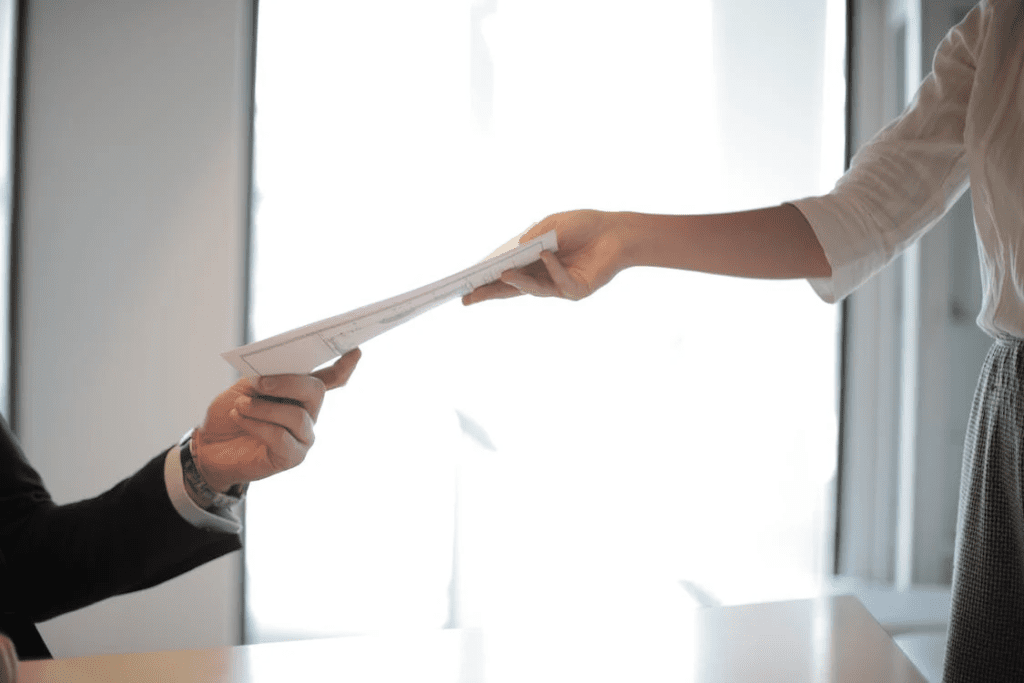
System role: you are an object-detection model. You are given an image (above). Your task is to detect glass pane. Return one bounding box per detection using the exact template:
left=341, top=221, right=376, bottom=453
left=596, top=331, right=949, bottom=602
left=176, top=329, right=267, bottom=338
left=247, top=0, right=844, bottom=643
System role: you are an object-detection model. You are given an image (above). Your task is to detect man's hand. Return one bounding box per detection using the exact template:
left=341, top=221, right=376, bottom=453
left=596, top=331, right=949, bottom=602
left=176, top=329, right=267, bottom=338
left=462, top=210, right=630, bottom=305
left=191, top=348, right=362, bottom=493
left=0, top=633, right=17, bottom=683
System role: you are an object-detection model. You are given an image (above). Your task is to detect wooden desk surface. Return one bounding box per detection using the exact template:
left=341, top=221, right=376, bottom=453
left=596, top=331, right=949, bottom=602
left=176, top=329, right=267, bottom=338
left=19, top=595, right=928, bottom=682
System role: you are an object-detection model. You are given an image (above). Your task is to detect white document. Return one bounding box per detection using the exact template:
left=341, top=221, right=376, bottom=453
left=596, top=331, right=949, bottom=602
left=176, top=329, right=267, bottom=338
left=222, top=231, right=558, bottom=379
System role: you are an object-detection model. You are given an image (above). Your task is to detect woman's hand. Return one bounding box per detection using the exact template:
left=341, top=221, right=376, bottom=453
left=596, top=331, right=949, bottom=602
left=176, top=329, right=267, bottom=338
left=462, top=204, right=831, bottom=304
left=462, top=210, right=631, bottom=305
left=191, top=348, right=362, bottom=493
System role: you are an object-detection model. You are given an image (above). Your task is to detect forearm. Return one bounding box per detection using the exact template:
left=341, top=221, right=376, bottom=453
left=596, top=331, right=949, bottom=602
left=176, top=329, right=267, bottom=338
left=6, top=454, right=239, bottom=622
left=615, top=203, right=832, bottom=279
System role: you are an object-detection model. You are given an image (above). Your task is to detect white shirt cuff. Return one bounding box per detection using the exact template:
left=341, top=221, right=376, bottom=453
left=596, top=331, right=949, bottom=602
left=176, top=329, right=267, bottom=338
left=164, top=446, right=243, bottom=534
left=788, top=197, right=883, bottom=304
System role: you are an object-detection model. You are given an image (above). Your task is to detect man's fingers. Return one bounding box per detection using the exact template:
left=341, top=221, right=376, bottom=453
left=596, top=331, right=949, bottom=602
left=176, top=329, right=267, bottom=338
left=252, top=374, right=326, bottom=421
left=231, top=410, right=308, bottom=473
left=313, top=348, right=362, bottom=390
left=0, top=633, right=18, bottom=683
left=234, top=395, right=316, bottom=446
left=248, top=348, right=360, bottom=424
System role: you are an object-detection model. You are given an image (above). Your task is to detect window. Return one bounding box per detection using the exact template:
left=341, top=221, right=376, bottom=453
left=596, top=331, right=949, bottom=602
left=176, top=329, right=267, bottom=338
left=0, top=0, right=16, bottom=422
left=246, top=0, right=845, bottom=644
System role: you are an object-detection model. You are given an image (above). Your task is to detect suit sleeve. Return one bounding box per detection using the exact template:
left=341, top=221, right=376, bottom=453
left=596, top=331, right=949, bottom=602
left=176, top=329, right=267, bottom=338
left=0, top=418, right=241, bottom=623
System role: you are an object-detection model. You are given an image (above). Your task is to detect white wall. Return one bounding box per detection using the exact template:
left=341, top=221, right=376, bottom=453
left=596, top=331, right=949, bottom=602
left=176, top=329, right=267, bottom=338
left=15, top=0, right=251, bottom=656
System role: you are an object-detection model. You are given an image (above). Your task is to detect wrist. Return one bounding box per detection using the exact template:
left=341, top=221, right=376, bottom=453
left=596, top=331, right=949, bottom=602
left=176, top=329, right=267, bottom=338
left=611, top=211, right=646, bottom=269
left=179, top=429, right=247, bottom=510
left=190, top=428, right=236, bottom=494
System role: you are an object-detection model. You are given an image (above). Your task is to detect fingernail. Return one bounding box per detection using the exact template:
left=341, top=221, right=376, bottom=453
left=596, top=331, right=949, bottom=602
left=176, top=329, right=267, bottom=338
left=260, top=377, right=277, bottom=391
left=502, top=278, right=525, bottom=293
left=236, top=395, right=253, bottom=408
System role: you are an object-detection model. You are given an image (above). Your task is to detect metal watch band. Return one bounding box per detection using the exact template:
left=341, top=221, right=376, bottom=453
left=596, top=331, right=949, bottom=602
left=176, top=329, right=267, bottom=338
left=178, top=429, right=246, bottom=510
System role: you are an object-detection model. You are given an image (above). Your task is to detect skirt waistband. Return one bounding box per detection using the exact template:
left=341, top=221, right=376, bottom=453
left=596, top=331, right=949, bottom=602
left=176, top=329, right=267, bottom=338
left=993, top=336, right=1024, bottom=348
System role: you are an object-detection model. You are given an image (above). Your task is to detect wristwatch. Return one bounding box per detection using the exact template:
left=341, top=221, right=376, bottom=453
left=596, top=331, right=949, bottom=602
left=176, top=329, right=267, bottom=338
left=179, top=429, right=247, bottom=510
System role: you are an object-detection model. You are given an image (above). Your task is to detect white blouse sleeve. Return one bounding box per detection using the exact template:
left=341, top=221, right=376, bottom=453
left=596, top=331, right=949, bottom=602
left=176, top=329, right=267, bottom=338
left=790, top=1, right=988, bottom=303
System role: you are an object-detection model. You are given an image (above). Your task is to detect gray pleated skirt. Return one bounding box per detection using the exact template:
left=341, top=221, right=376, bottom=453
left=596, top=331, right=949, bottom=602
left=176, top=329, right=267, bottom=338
left=943, top=337, right=1024, bottom=682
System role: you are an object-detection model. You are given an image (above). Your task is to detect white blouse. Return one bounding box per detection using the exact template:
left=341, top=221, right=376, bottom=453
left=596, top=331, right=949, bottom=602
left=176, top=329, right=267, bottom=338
left=791, top=0, right=1024, bottom=339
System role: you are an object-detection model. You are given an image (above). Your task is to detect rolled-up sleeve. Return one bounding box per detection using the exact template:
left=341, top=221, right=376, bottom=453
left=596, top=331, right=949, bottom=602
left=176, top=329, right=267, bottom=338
left=791, top=1, right=985, bottom=302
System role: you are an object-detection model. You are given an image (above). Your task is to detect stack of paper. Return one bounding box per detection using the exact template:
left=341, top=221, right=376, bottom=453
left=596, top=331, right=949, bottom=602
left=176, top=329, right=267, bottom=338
left=222, top=231, right=558, bottom=379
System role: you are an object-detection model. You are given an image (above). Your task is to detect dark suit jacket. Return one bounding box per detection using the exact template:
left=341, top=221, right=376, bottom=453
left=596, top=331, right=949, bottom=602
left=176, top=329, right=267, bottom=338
left=0, top=417, right=241, bottom=659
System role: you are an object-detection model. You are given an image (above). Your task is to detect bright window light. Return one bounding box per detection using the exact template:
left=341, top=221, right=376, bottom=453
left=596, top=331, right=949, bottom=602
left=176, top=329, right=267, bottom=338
left=246, top=0, right=844, bottom=648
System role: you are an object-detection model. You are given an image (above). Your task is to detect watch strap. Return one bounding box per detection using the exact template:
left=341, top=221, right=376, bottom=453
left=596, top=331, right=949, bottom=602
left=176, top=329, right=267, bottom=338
left=179, top=429, right=247, bottom=510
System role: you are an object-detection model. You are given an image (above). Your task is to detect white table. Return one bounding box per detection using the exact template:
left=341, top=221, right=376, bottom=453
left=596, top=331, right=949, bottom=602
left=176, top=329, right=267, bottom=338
left=19, top=596, right=928, bottom=682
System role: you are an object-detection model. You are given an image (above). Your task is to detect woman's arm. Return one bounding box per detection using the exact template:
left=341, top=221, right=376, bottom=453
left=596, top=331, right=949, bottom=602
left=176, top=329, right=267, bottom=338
left=463, top=204, right=830, bottom=304
left=618, top=203, right=831, bottom=278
